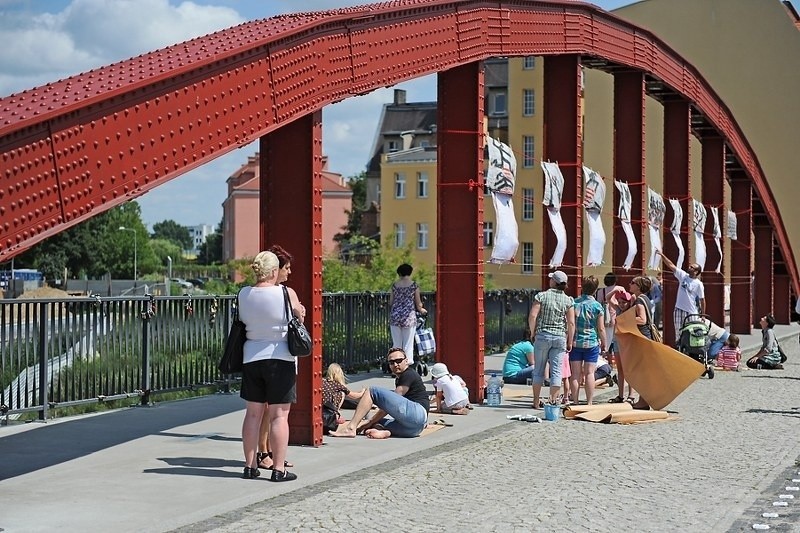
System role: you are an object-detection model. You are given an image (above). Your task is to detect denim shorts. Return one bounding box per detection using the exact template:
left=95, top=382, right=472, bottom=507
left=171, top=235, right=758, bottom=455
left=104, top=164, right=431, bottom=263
left=569, top=345, right=600, bottom=363
left=532, top=332, right=566, bottom=386
left=370, top=386, right=428, bottom=438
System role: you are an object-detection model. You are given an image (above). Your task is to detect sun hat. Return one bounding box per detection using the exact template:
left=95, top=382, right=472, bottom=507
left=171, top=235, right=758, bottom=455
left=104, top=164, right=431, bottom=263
left=430, top=362, right=450, bottom=379
left=549, top=270, right=568, bottom=283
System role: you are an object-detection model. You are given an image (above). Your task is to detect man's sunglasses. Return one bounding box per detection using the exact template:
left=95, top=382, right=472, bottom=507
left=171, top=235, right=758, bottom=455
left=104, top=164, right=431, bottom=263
left=388, top=358, right=406, bottom=365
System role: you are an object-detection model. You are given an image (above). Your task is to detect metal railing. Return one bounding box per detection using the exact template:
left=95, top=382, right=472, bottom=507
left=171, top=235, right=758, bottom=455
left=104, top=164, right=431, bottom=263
left=0, top=289, right=535, bottom=421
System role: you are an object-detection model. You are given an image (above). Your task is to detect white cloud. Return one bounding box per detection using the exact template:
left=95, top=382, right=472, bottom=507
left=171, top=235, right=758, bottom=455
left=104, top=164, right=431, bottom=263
left=1, top=0, right=628, bottom=229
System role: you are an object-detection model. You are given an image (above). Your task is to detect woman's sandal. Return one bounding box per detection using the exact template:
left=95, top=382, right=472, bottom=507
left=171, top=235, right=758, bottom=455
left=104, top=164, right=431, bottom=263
left=607, top=396, right=626, bottom=403
left=257, top=451, right=293, bottom=470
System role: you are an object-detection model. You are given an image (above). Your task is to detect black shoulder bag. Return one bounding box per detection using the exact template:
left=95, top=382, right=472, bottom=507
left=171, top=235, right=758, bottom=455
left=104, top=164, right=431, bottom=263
left=218, top=291, right=245, bottom=373
left=282, top=286, right=312, bottom=357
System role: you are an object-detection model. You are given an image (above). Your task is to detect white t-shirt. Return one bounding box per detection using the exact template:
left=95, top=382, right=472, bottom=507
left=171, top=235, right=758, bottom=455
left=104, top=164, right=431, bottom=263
left=702, top=319, right=726, bottom=341
left=434, top=374, right=469, bottom=407
left=238, top=285, right=294, bottom=363
left=673, top=268, right=704, bottom=314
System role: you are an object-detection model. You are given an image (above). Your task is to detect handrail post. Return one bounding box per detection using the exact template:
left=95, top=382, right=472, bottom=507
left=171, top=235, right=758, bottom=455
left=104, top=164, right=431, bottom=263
left=38, top=302, right=49, bottom=421
left=140, top=295, right=155, bottom=406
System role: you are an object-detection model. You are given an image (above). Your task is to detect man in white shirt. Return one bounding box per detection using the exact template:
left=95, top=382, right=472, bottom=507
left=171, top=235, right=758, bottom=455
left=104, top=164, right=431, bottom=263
left=657, top=250, right=705, bottom=345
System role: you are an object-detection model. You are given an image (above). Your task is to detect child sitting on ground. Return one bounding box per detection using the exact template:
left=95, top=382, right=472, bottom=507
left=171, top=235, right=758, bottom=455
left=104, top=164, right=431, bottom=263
left=717, top=334, right=741, bottom=371
left=430, top=363, right=471, bottom=414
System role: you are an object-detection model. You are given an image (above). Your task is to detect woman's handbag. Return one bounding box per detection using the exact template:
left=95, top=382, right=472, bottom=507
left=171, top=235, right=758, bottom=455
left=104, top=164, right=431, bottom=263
left=321, top=401, right=339, bottom=434
left=637, top=295, right=662, bottom=343
left=282, top=285, right=312, bottom=357
left=218, top=292, right=245, bottom=373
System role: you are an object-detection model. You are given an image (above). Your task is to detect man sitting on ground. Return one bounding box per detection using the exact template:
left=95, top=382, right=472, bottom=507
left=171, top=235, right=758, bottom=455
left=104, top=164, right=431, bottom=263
left=329, top=347, right=429, bottom=439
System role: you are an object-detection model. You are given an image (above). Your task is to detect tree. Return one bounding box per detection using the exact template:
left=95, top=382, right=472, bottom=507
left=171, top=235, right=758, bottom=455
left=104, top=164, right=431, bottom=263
left=151, top=220, right=192, bottom=250
left=334, top=172, right=367, bottom=243
left=14, top=201, right=161, bottom=280
left=322, top=235, right=435, bottom=292
left=197, top=219, right=223, bottom=265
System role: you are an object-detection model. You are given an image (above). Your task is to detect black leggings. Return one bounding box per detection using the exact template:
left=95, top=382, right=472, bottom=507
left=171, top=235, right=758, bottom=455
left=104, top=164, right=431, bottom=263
left=746, top=358, right=780, bottom=370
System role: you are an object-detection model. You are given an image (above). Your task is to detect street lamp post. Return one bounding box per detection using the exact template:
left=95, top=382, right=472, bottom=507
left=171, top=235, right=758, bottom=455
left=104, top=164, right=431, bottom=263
left=118, top=226, right=137, bottom=281
left=166, top=255, right=172, bottom=296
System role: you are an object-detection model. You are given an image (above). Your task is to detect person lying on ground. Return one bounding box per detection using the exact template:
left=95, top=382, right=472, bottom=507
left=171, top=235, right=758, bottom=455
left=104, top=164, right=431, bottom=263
left=430, top=362, right=471, bottom=414
left=329, top=348, right=429, bottom=439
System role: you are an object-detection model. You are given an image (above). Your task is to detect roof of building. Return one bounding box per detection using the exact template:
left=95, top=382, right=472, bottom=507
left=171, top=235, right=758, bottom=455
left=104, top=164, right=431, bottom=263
left=385, top=146, right=438, bottom=163
left=227, top=153, right=350, bottom=195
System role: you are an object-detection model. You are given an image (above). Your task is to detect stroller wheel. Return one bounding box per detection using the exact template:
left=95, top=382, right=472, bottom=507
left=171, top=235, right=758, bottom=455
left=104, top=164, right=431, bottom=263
left=700, top=368, right=708, bottom=378
left=707, top=367, right=715, bottom=379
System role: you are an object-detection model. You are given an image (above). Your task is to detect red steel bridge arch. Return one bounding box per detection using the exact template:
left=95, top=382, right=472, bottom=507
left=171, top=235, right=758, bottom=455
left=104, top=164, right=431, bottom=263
left=1, top=0, right=795, bottom=445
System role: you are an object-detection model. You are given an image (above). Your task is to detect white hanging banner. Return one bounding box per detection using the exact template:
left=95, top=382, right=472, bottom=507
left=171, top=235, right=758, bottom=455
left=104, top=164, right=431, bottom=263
left=489, top=192, right=519, bottom=264
left=727, top=210, right=738, bottom=241
left=547, top=207, right=568, bottom=267
left=615, top=180, right=637, bottom=270
left=542, top=162, right=566, bottom=266
left=485, top=137, right=517, bottom=194
left=582, top=166, right=606, bottom=266
left=668, top=198, right=685, bottom=269
left=647, top=188, right=666, bottom=271
left=541, top=161, right=564, bottom=210
left=710, top=206, right=723, bottom=273
left=692, top=199, right=707, bottom=269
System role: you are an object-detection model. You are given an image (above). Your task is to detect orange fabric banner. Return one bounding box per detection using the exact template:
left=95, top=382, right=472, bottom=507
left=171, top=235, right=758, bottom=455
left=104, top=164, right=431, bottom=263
left=614, top=308, right=705, bottom=410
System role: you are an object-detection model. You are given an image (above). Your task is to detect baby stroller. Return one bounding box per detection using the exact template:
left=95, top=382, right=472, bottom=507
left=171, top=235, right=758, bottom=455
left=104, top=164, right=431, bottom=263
left=677, top=313, right=715, bottom=379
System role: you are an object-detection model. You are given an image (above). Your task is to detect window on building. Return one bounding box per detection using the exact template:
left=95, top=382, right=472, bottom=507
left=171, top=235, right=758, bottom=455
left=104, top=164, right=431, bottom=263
left=522, top=188, right=534, bottom=220
left=376, top=182, right=381, bottom=203
left=387, top=140, right=399, bottom=153
left=523, top=56, right=536, bottom=69
left=420, top=140, right=430, bottom=148
left=394, top=223, right=406, bottom=248
left=492, top=92, right=507, bottom=116
left=394, top=173, right=406, bottom=199
left=417, top=223, right=429, bottom=249
left=523, top=89, right=535, bottom=116
left=523, top=136, right=535, bottom=168
left=522, top=242, right=534, bottom=274
left=417, top=171, right=428, bottom=198
left=483, top=221, right=494, bottom=247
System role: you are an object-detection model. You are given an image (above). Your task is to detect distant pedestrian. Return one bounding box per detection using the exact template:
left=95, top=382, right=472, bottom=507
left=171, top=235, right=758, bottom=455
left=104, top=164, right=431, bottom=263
left=649, top=273, right=663, bottom=329
left=388, top=264, right=426, bottom=365
left=657, top=250, right=705, bottom=345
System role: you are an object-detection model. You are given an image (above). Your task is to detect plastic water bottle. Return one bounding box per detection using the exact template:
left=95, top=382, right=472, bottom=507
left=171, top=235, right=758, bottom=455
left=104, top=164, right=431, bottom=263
left=486, top=373, right=503, bottom=406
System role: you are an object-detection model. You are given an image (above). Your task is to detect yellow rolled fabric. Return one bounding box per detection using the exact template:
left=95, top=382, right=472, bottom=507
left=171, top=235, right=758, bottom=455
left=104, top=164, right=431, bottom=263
left=614, top=308, right=705, bottom=410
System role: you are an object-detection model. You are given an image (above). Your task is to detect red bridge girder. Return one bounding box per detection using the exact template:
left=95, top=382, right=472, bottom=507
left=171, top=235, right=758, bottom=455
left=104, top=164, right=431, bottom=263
left=1, top=0, right=796, bottom=447
left=0, top=0, right=794, bottom=293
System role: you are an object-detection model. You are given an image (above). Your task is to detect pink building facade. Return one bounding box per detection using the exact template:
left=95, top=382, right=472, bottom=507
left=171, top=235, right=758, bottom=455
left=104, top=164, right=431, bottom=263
left=222, top=153, right=352, bottom=261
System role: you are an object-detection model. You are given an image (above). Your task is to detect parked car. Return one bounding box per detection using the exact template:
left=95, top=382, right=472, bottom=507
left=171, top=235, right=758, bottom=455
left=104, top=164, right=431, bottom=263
left=171, top=278, right=194, bottom=290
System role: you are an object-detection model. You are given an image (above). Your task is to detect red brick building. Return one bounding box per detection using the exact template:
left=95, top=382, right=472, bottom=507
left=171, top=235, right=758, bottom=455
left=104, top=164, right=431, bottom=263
left=222, top=153, right=352, bottom=261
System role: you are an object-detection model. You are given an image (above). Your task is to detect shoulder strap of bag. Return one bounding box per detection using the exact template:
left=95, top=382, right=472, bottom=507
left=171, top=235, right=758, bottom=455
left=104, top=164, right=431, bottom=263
left=281, top=285, right=292, bottom=323
left=233, top=289, right=241, bottom=321
left=637, top=296, right=653, bottom=325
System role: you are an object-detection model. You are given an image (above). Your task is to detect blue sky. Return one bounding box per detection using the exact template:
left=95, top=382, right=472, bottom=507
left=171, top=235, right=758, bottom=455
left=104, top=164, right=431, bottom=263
left=0, top=0, right=631, bottom=228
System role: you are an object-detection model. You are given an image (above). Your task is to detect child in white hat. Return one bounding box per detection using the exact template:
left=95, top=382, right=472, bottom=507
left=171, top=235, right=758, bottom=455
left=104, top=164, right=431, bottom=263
left=430, top=363, right=471, bottom=415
